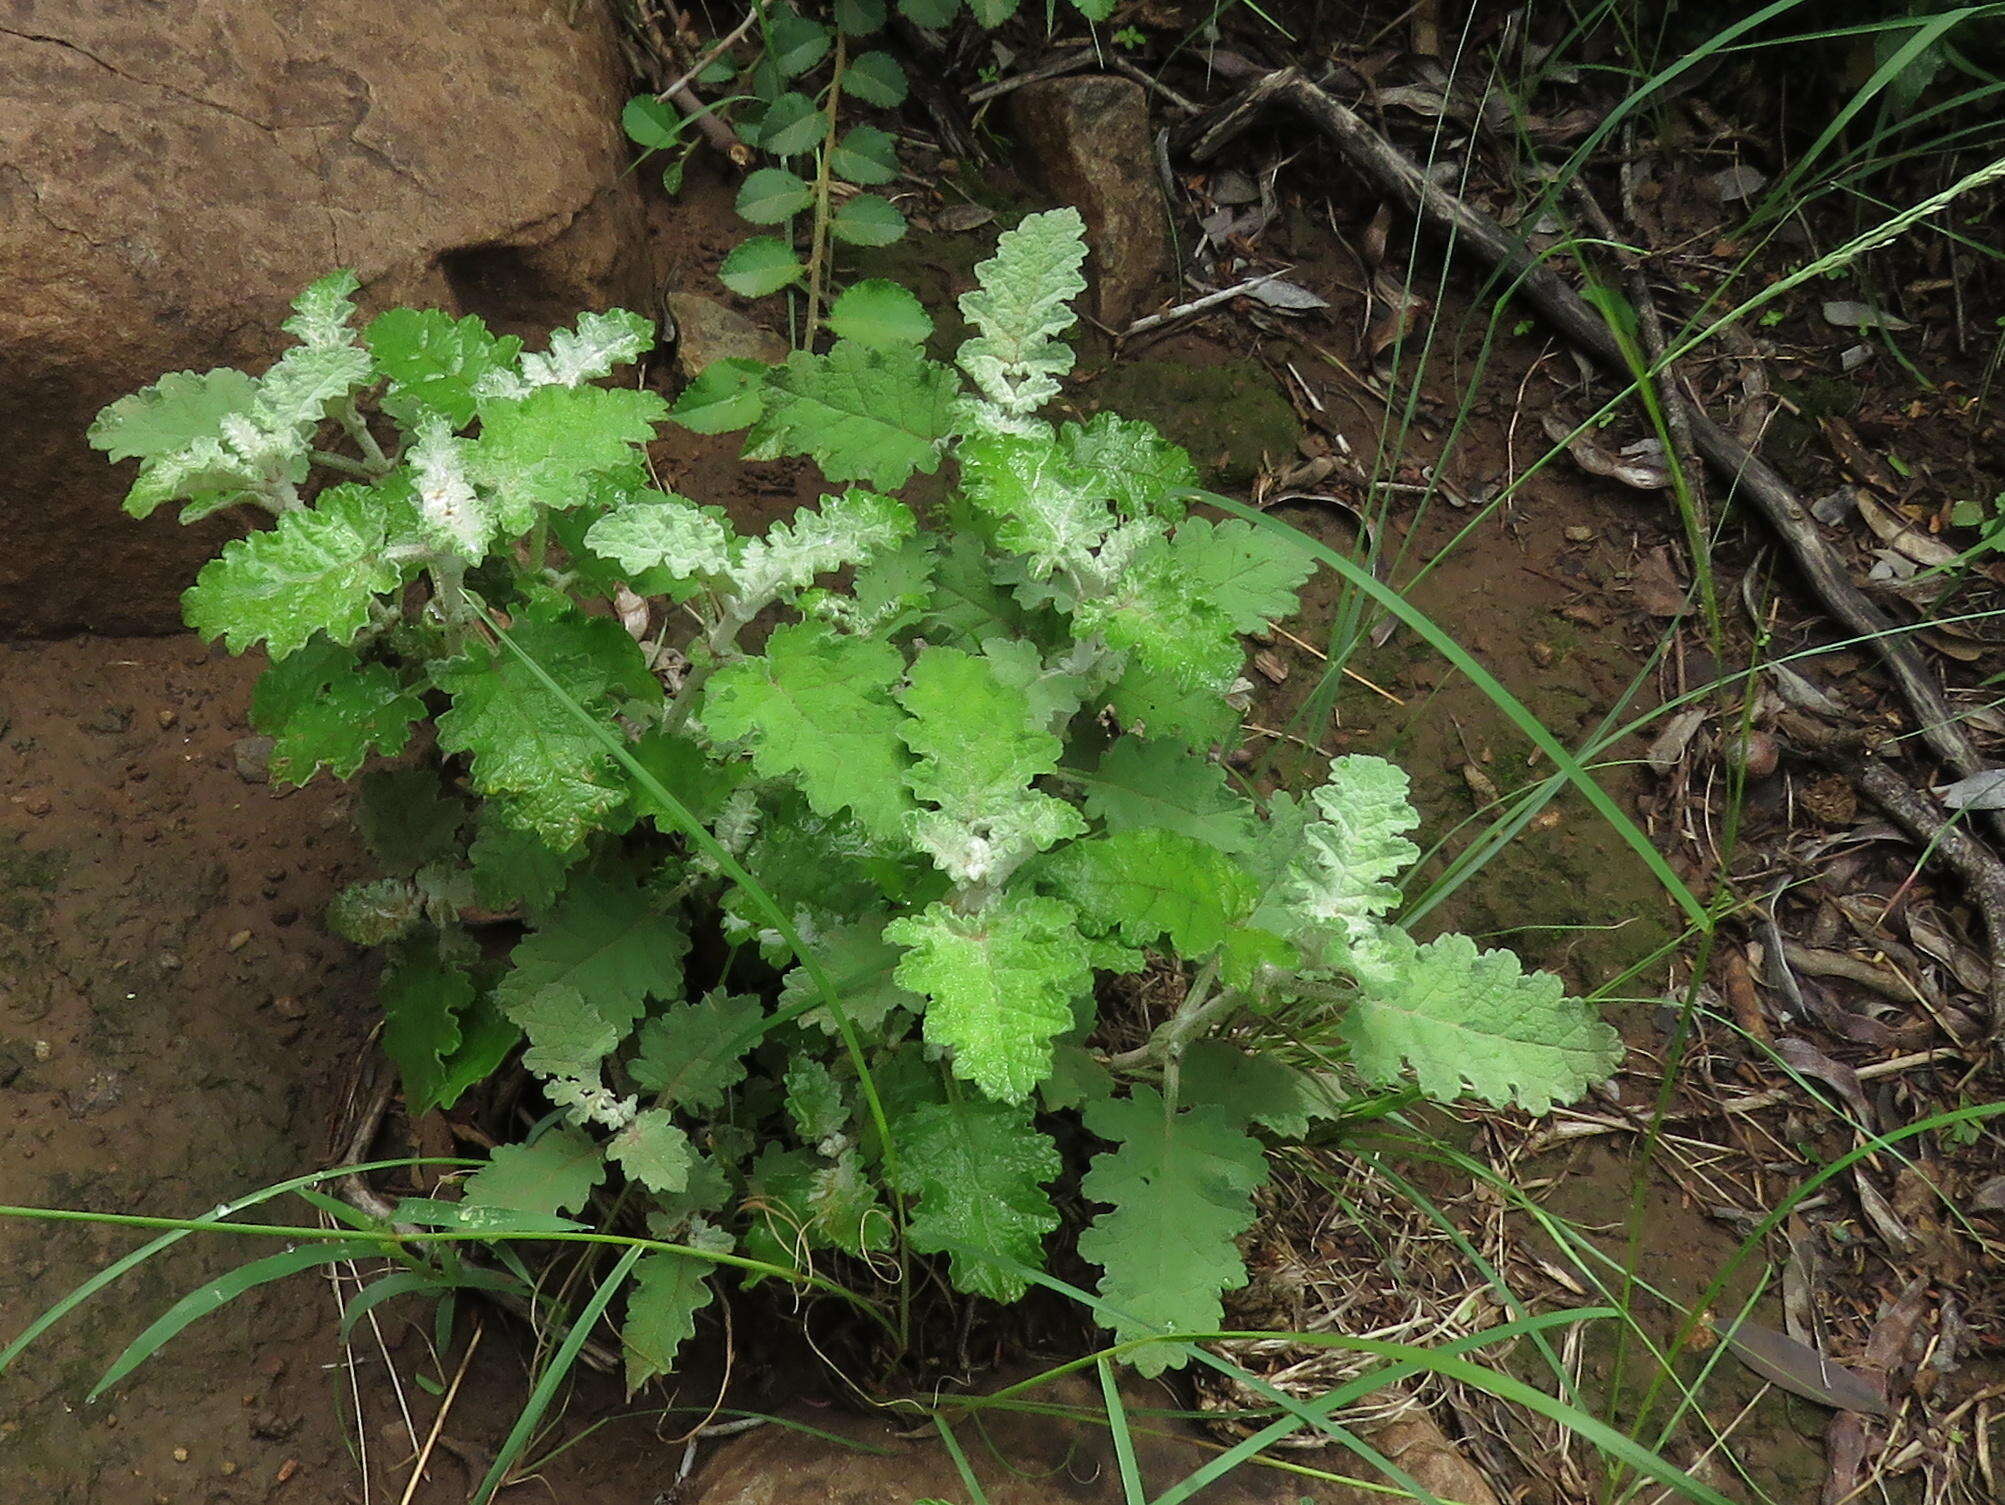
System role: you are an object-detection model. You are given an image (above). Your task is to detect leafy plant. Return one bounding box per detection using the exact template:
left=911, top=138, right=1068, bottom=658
left=622, top=0, right=1119, bottom=337
left=91, top=210, right=1620, bottom=1385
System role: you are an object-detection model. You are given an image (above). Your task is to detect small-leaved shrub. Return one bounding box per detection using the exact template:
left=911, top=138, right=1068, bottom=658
left=91, top=210, right=1620, bottom=1383
left=623, top=0, right=1118, bottom=334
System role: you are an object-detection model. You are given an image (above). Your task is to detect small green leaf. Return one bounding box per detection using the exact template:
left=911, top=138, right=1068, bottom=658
left=609, top=1109, right=694, bottom=1194
left=467, top=805, right=576, bottom=916
left=784, top=1058, right=850, bottom=1144
left=899, top=645, right=1083, bottom=884
left=366, top=308, right=523, bottom=428
left=719, top=235, right=807, bottom=297
left=844, top=50, right=909, bottom=107
left=1068, top=0, right=1116, bottom=20
left=432, top=994, right=523, bottom=1112
left=328, top=877, right=422, bottom=946
left=736, top=167, right=814, bottom=224
left=886, top=892, right=1092, bottom=1102
left=622, top=1252, right=714, bottom=1393
left=760, top=90, right=827, bottom=154
left=1339, top=929, right=1622, bottom=1114
left=495, top=871, right=689, bottom=1048
left=778, top=916, right=923, bottom=1035
left=464, top=1125, right=606, bottom=1217
left=631, top=992, right=765, bottom=1111
left=621, top=94, right=682, bottom=149
left=89, top=369, right=261, bottom=464
left=827, top=280, right=934, bottom=347
left=355, top=768, right=465, bottom=874
left=469, top=385, right=667, bottom=532
left=835, top=0, right=887, bottom=33
left=668, top=357, right=768, bottom=432
left=899, top=0, right=961, bottom=24
left=433, top=613, right=659, bottom=849
left=1179, top=1040, right=1332, bottom=1139
left=745, top=342, right=957, bottom=490
left=1042, top=828, right=1259, bottom=957
left=380, top=944, right=474, bottom=1117
left=182, top=485, right=403, bottom=658
left=890, top=1097, right=1060, bottom=1301
left=829, top=194, right=907, bottom=247
left=1078, top=1088, right=1268, bottom=1376
left=768, top=11, right=832, bottom=75
left=584, top=490, right=733, bottom=578
left=829, top=124, right=899, bottom=185
left=967, top=0, right=1020, bottom=22
left=1082, top=739, right=1256, bottom=854
left=704, top=622, right=915, bottom=840
left=249, top=638, right=425, bottom=784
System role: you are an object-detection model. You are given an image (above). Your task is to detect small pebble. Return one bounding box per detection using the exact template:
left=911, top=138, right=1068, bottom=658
left=22, top=795, right=50, bottom=817
left=227, top=929, right=252, bottom=952
left=157, top=951, right=182, bottom=972
left=32, top=1040, right=51, bottom=1062
left=1564, top=525, right=1597, bottom=543
left=156, top=708, right=177, bottom=729
left=271, top=995, right=307, bottom=1021
left=1530, top=641, right=1555, bottom=667
left=172, top=1446, right=189, bottom=1463
left=233, top=735, right=274, bottom=784
left=219, top=1459, right=238, bottom=1476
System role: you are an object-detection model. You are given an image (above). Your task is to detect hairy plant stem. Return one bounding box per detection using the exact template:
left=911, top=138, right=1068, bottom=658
left=1123, top=958, right=1226, bottom=1111
left=311, top=448, right=379, bottom=480
left=427, top=556, right=477, bottom=647
left=335, top=396, right=393, bottom=473
left=660, top=597, right=755, bottom=734
left=802, top=34, right=847, bottom=343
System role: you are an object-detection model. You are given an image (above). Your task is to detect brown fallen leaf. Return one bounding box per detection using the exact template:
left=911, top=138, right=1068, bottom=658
left=1857, top=492, right=1959, bottom=567
left=1630, top=544, right=1693, bottom=617
left=1719, top=1317, right=1890, bottom=1415
left=1541, top=413, right=1674, bottom=490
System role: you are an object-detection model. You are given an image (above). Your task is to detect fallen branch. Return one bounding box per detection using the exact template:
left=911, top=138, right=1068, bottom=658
left=1783, top=714, right=2005, bottom=1034
left=1175, top=68, right=1990, bottom=794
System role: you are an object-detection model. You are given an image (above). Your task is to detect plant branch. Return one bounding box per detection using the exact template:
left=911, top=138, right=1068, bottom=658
left=312, top=448, right=380, bottom=479
left=1174, top=68, right=1995, bottom=802
left=655, top=8, right=758, bottom=105
left=803, top=34, right=848, bottom=344
left=334, top=396, right=394, bottom=473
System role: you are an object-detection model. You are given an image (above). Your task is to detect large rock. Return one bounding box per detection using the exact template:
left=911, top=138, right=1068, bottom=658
left=1012, top=76, right=1174, bottom=329
left=0, top=1, right=655, bottom=636
left=685, top=1375, right=1499, bottom=1505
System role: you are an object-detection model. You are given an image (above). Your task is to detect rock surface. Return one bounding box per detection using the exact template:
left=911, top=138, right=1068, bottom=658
left=665, top=292, right=790, bottom=378
left=1011, top=76, right=1174, bottom=329
left=0, top=1, right=655, bottom=636
left=685, top=1376, right=1499, bottom=1505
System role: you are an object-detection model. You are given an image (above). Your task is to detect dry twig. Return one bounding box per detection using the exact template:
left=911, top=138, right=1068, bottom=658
left=1173, top=69, right=1993, bottom=803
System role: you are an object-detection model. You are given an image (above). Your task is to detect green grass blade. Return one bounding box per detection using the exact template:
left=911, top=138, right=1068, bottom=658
left=471, top=1242, right=643, bottom=1505
left=337, top=1264, right=521, bottom=1344
left=90, top=1240, right=385, bottom=1400
left=1098, top=1356, right=1147, bottom=1504
left=0, top=1156, right=448, bottom=1375
left=1151, top=1308, right=1597, bottom=1505
left=933, top=1411, right=992, bottom=1504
